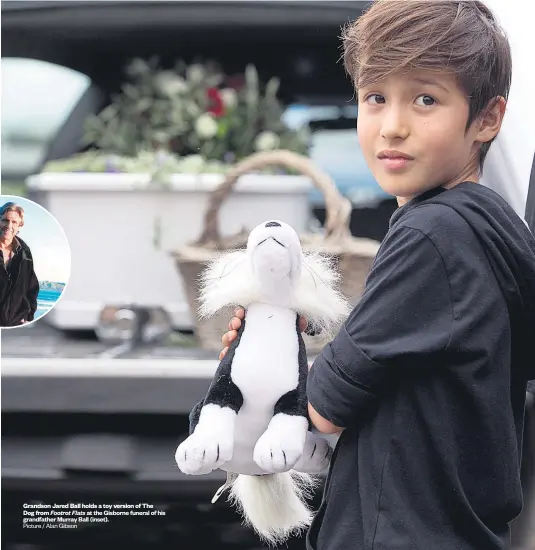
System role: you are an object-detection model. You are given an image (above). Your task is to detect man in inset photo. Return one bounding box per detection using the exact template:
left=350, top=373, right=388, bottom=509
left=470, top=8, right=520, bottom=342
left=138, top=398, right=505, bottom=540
left=0, top=202, right=39, bottom=327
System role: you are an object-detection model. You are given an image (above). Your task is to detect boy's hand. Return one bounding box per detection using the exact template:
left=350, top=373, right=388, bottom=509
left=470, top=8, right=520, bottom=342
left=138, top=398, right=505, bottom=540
left=219, top=307, right=308, bottom=361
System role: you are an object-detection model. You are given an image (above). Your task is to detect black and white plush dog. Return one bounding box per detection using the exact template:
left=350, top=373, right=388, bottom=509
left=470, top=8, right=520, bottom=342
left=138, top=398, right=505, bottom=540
left=175, top=220, right=350, bottom=544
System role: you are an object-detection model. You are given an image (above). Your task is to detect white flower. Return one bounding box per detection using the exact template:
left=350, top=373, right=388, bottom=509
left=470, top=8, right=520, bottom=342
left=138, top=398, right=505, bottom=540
left=254, top=131, right=280, bottom=151
left=126, top=58, right=150, bottom=77
left=195, top=114, right=218, bottom=139
left=187, top=64, right=205, bottom=83
left=155, top=72, right=187, bottom=96
left=220, top=88, right=238, bottom=108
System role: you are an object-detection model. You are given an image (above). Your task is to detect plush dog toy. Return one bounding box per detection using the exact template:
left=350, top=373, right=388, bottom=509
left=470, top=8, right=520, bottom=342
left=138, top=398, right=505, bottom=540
left=175, top=220, right=350, bottom=544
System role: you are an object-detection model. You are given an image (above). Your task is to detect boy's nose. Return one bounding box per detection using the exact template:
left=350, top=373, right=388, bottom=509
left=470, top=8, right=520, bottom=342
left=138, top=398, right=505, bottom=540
left=380, top=106, right=409, bottom=141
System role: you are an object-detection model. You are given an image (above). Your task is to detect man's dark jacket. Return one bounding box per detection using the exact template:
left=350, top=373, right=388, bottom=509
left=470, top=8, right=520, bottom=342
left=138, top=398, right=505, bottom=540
left=0, top=236, right=39, bottom=326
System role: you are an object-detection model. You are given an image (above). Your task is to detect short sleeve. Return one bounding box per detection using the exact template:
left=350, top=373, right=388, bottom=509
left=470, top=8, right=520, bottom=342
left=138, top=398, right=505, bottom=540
left=307, top=226, right=453, bottom=428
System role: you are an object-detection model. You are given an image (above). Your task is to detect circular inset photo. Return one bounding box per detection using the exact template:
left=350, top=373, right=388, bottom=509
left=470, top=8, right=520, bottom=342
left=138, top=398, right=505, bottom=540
left=0, top=195, right=71, bottom=328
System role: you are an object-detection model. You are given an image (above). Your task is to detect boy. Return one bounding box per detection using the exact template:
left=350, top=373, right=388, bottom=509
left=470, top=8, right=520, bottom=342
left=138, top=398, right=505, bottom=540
left=220, top=1, right=535, bottom=548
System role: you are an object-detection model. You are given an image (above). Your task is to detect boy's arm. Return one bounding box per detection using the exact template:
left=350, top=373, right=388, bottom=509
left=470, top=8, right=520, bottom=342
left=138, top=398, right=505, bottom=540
left=306, top=361, right=345, bottom=434
left=307, top=226, right=453, bottom=430
left=308, top=402, right=344, bottom=434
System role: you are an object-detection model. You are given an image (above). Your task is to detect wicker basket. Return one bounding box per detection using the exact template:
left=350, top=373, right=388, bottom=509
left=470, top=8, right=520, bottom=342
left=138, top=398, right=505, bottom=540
left=171, top=150, right=381, bottom=352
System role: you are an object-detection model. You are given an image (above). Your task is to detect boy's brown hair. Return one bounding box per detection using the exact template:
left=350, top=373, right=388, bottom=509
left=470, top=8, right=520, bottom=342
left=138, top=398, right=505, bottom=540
left=343, top=0, right=512, bottom=167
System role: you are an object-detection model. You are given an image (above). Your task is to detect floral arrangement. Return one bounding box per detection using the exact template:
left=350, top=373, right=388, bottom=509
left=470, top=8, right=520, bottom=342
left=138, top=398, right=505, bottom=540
left=43, top=58, right=309, bottom=176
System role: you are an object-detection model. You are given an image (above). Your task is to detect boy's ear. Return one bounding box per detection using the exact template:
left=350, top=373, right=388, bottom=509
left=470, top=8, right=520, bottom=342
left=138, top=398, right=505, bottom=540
left=474, top=96, right=507, bottom=144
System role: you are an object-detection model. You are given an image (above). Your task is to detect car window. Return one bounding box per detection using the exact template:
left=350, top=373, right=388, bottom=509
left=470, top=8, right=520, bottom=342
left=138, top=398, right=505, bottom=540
left=1, top=58, right=91, bottom=187
left=283, top=104, right=391, bottom=208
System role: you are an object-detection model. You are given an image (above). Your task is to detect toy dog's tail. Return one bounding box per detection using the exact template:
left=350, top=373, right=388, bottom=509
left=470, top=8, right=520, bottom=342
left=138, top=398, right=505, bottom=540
left=228, top=471, right=318, bottom=545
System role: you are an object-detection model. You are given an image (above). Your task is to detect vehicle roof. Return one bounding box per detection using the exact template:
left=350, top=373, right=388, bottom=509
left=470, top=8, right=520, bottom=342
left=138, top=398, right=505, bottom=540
left=2, top=0, right=367, bottom=98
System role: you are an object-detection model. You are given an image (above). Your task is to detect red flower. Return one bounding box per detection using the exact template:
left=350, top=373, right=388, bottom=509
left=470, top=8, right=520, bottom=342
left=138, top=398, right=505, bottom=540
left=207, top=88, right=225, bottom=118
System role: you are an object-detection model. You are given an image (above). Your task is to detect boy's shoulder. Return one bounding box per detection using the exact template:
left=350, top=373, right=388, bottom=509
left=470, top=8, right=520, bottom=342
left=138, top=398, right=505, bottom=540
left=397, top=201, right=466, bottom=234
left=388, top=182, right=527, bottom=252
left=389, top=200, right=473, bottom=252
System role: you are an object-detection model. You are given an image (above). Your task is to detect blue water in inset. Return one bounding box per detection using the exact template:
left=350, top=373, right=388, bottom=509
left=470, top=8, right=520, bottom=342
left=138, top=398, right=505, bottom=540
left=35, top=289, right=62, bottom=320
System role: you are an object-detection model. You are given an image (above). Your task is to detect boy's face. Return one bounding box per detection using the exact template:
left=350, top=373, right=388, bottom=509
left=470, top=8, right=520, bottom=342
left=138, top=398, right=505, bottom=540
left=356, top=70, right=504, bottom=204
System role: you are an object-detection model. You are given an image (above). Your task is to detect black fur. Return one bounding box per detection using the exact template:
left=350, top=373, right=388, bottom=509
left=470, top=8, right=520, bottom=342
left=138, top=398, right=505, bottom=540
left=273, top=316, right=309, bottom=420
left=188, top=317, right=246, bottom=434
left=188, top=399, right=204, bottom=435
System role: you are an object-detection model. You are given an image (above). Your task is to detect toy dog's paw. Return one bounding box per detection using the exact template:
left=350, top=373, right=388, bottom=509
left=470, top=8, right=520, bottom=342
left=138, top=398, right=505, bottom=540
left=176, top=403, right=237, bottom=475
left=253, top=414, right=309, bottom=473
left=293, top=432, right=332, bottom=473
left=175, top=432, right=233, bottom=476
left=253, top=432, right=303, bottom=473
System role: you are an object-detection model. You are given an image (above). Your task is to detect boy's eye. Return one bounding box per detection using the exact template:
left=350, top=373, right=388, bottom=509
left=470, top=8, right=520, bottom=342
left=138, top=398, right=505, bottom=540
left=365, top=94, right=386, bottom=105
left=415, top=95, right=436, bottom=107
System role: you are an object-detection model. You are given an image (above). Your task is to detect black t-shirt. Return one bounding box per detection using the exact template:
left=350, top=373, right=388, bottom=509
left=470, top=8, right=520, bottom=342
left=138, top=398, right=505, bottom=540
left=306, top=183, right=535, bottom=550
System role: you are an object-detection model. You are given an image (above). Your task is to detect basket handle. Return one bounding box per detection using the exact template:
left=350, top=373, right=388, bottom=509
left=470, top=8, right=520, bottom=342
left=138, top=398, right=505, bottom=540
left=195, top=150, right=353, bottom=247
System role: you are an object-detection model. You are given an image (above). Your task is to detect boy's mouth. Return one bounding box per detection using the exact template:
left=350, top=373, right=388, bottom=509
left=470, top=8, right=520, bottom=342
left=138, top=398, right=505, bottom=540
left=378, top=150, right=414, bottom=171
left=378, top=149, right=414, bottom=159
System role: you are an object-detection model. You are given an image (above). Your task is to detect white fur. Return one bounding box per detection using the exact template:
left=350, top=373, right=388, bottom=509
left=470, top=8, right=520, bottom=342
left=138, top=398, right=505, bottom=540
left=183, top=221, right=345, bottom=542
left=197, top=249, right=260, bottom=318
left=214, top=303, right=303, bottom=475
left=293, top=431, right=332, bottom=473
left=228, top=471, right=319, bottom=546
left=197, top=221, right=350, bottom=338
left=175, top=404, right=236, bottom=475
left=253, top=413, right=309, bottom=473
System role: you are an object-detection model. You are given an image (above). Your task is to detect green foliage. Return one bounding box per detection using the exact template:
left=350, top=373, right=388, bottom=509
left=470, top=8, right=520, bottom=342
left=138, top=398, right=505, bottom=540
left=79, top=58, right=309, bottom=163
